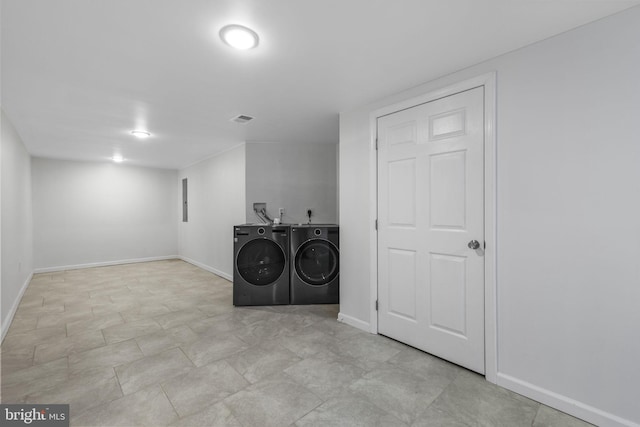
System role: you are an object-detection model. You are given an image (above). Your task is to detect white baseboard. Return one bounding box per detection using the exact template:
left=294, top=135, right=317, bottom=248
left=179, top=256, right=232, bottom=281
left=33, top=255, right=180, bottom=274
left=497, top=373, right=639, bottom=427
left=337, top=312, right=371, bottom=333
left=1, top=271, right=33, bottom=343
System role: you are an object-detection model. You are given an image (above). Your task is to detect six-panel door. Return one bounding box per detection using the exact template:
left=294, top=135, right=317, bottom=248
left=377, top=86, right=485, bottom=374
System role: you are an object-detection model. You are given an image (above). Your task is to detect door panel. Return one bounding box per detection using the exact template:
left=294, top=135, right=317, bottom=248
left=388, top=121, right=417, bottom=146
left=430, top=150, right=466, bottom=229
left=429, top=253, right=467, bottom=337
left=387, top=248, right=418, bottom=321
left=429, top=108, right=466, bottom=141
left=377, top=87, right=485, bottom=374
left=388, top=159, right=416, bottom=226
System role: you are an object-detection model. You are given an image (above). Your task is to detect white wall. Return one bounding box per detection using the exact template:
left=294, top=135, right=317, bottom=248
left=339, top=6, right=640, bottom=427
left=1, top=110, right=34, bottom=340
left=178, top=144, right=246, bottom=279
left=245, top=142, right=338, bottom=225
left=32, top=158, right=178, bottom=270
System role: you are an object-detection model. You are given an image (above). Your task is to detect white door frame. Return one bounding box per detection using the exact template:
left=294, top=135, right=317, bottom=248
left=368, top=72, right=497, bottom=383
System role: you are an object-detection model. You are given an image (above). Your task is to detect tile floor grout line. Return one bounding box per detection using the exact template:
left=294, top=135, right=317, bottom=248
left=159, top=382, right=182, bottom=421
left=531, top=403, right=543, bottom=427
left=176, top=346, right=197, bottom=369
left=289, top=393, right=326, bottom=426
left=99, top=328, right=108, bottom=348
left=112, top=359, right=127, bottom=399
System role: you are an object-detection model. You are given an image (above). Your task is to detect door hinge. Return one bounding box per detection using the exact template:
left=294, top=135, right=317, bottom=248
left=375, top=300, right=378, bottom=311
left=375, top=219, right=378, bottom=230
left=375, top=138, right=378, bottom=150
left=484, top=241, right=486, bottom=249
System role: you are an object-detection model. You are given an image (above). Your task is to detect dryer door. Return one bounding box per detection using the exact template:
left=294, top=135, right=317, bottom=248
left=295, top=239, right=339, bottom=286
left=237, top=238, right=286, bottom=286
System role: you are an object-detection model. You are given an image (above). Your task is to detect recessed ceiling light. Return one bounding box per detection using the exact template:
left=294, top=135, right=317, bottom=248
left=220, top=24, right=259, bottom=50
left=131, top=130, right=151, bottom=138
left=112, top=154, right=124, bottom=163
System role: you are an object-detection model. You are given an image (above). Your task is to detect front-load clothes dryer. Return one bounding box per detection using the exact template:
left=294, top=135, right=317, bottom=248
left=233, top=224, right=290, bottom=306
left=290, top=225, right=339, bottom=304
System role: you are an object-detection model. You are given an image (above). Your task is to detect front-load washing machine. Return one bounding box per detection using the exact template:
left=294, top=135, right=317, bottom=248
left=233, top=224, right=290, bottom=306
left=290, top=225, right=339, bottom=304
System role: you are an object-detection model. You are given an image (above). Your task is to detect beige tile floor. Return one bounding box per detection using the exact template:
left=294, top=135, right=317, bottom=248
left=1, top=260, right=592, bottom=426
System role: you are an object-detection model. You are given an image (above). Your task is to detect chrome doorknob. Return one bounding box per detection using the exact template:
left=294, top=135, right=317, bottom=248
left=468, top=240, right=480, bottom=250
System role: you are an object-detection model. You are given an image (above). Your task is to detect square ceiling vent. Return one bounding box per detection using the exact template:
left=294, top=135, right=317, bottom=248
left=230, top=114, right=254, bottom=124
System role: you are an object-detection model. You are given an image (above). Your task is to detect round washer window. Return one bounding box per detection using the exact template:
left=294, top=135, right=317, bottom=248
left=295, top=239, right=339, bottom=286
left=236, top=238, right=286, bottom=286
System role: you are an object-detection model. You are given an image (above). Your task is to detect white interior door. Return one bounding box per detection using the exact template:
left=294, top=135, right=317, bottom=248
left=377, top=87, right=485, bottom=374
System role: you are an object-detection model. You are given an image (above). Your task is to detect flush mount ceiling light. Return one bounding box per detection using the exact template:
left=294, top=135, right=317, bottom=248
left=219, top=24, right=259, bottom=50
left=112, top=154, right=124, bottom=163
left=130, top=130, right=151, bottom=138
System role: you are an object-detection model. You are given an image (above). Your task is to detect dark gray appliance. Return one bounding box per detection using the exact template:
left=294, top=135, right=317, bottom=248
left=290, top=225, right=339, bottom=304
left=233, top=224, right=290, bottom=306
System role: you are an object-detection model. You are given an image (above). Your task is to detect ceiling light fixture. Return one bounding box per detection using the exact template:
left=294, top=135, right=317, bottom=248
left=219, top=24, right=259, bottom=50
left=130, top=130, right=151, bottom=138
left=112, top=154, right=124, bottom=163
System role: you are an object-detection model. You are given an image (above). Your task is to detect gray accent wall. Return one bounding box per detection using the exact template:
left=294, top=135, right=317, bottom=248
left=245, top=142, right=338, bottom=225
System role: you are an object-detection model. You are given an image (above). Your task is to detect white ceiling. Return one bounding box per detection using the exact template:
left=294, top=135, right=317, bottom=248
left=2, top=0, right=639, bottom=169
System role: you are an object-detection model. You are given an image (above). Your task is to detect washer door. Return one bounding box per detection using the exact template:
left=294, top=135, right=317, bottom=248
left=295, top=239, right=339, bottom=286
left=236, top=238, right=286, bottom=286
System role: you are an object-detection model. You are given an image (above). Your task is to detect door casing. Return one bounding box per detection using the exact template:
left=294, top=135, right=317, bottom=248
left=368, top=72, right=497, bottom=383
